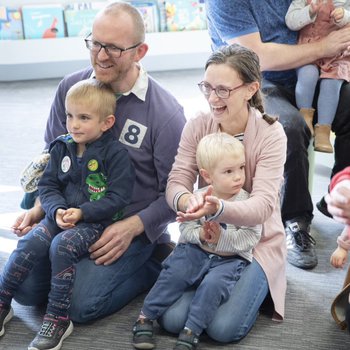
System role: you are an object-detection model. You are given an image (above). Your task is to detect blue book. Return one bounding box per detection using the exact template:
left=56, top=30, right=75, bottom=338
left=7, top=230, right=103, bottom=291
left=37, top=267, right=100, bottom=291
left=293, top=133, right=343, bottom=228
left=22, top=4, right=65, bottom=39
left=165, top=0, right=207, bottom=31
left=0, top=6, right=24, bottom=40
left=64, top=2, right=104, bottom=37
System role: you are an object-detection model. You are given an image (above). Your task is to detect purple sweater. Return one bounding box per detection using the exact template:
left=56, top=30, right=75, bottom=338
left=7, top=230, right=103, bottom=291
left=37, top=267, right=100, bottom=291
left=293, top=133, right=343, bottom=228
left=44, top=67, right=186, bottom=243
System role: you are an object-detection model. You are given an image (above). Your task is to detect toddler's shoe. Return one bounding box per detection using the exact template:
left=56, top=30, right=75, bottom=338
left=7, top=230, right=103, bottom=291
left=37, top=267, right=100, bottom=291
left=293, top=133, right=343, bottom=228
left=132, top=318, right=155, bottom=349
left=174, top=328, right=199, bottom=350
left=0, top=306, right=14, bottom=337
left=28, top=313, right=73, bottom=350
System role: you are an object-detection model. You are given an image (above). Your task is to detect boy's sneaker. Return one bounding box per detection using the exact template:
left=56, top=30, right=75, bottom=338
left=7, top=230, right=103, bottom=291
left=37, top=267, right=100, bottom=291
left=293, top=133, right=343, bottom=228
left=132, top=318, right=155, bottom=349
left=0, top=306, right=14, bottom=337
left=174, top=328, right=199, bottom=350
left=28, top=314, right=73, bottom=350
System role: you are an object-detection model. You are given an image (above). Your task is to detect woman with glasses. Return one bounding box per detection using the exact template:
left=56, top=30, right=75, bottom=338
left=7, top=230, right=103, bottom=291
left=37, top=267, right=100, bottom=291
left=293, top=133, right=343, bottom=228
left=161, top=44, right=287, bottom=344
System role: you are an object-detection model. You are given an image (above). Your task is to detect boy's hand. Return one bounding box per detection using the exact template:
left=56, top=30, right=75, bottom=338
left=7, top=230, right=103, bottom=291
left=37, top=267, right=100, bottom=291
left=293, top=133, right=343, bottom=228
left=310, top=0, right=323, bottom=16
left=55, top=208, right=75, bottom=230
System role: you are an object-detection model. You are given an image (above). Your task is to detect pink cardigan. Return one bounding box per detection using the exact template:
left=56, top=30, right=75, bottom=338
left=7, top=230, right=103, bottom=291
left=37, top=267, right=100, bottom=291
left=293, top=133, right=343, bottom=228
left=166, top=107, right=287, bottom=319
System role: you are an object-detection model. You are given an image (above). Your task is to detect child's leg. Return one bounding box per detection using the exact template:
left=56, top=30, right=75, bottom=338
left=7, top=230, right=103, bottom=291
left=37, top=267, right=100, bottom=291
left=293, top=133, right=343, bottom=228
left=314, top=78, right=344, bottom=153
left=184, top=257, right=248, bottom=336
left=317, top=78, right=343, bottom=125
left=0, top=220, right=57, bottom=307
left=28, top=222, right=103, bottom=350
left=47, top=222, right=104, bottom=318
left=132, top=244, right=208, bottom=350
left=295, top=64, right=319, bottom=109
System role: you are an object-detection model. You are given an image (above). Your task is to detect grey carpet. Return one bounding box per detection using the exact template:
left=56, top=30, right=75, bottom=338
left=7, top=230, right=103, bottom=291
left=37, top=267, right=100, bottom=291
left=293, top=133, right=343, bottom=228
left=1, top=72, right=349, bottom=349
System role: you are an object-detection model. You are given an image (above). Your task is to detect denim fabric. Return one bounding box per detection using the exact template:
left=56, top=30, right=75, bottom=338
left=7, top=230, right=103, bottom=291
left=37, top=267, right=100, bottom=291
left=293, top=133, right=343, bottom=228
left=0, top=218, right=103, bottom=318
left=143, top=243, right=248, bottom=336
left=262, top=78, right=313, bottom=222
left=13, top=233, right=160, bottom=323
left=159, top=259, right=268, bottom=343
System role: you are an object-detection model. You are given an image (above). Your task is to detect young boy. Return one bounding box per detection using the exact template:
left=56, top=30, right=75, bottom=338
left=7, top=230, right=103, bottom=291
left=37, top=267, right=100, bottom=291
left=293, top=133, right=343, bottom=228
left=132, top=133, right=262, bottom=350
left=0, top=79, right=135, bottom=350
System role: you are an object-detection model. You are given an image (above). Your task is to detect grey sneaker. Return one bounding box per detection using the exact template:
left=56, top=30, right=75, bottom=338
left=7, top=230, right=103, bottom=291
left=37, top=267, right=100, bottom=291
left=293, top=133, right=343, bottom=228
left=0, top=306, right=14, bottom=337
left=285, top=217, right=317, bottom=269
left=132, top=318, right=155, bottom=349
left=28, top=314, right=73, bottom=350
left=174, top=328, right=199, bottom=350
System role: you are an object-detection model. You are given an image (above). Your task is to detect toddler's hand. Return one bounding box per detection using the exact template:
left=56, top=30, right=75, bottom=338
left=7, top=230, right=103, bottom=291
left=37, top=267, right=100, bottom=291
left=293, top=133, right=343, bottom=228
left=330, top=247, right=348, bottom=268
left=331, top=8, right=345, bottom=23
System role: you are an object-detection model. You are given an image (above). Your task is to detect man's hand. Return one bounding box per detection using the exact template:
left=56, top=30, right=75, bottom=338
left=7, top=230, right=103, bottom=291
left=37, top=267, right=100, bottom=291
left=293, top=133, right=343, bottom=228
left=319, top=26, right=350, bottom=58
left=88, top=215, right=144, bottom=266
left=12, top=205, right=44, bottom=237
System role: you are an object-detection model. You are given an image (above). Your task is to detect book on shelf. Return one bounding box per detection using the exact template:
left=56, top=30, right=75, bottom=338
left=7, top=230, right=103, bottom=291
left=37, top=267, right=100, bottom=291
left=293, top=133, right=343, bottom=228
left=64, top=2, right=105, bottom=38
left=0, top=6, right=24, bottom=40
left=130, top=1, right=159, bottom=33
left=22, top=4, right=65, bottom=39
left=165, top=0, right=207, bottom=31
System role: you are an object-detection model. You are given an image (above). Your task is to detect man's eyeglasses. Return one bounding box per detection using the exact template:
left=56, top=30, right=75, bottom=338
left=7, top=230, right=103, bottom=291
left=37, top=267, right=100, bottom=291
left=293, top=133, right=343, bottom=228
left=84, top=34, right=142, bottom=58
left=198, top=81, right=245, bottom=99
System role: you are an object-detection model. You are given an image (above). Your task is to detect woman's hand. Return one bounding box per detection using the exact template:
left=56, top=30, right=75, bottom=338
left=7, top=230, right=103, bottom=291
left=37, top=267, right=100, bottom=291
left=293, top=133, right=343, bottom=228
left=176, top=186, right=220, bottom=222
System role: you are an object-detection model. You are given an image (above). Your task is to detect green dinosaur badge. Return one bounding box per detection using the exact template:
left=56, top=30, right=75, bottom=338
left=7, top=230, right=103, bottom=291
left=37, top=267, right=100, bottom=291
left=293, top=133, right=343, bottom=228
left=86, top=173, right=107, bottom=201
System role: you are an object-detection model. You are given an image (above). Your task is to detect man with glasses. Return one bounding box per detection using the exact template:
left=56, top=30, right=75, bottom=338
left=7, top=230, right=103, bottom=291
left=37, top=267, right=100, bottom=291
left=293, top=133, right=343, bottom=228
left=11, top=0, right=186, bottom=334
left=204, top=0, right=350, bottom=270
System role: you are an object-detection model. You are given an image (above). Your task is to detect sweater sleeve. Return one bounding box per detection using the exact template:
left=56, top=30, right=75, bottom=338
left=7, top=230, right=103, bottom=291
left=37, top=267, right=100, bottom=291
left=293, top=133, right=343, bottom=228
left=285, top=0, right=315, bottom=31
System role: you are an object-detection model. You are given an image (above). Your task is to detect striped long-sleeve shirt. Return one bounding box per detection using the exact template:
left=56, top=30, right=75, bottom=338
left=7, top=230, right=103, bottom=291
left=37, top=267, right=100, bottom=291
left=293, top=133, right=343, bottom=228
left=178, top=187, right=262, bottom=262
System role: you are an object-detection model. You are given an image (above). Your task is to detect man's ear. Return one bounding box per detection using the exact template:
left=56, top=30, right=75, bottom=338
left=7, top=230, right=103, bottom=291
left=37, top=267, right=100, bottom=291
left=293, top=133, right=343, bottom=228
left=135, top=43, right=148, bottom=61
left=102, top=114, right=115, bottom=131
left=199, top=168, right=212, bottom=185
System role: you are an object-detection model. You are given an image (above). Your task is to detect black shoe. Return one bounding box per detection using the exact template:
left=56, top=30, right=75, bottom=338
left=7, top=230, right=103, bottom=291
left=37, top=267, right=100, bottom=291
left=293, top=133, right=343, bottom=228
left=316, top=196, right=332, bottom=218
left=132, top=318, right=155, bottom=349
left=174, top=328, right=199, bottom=350
left=0, top=306, right=13, bottom=337
left=28, top=314, right=73, bottom=350
left=285, top=217, right=318, bottom=269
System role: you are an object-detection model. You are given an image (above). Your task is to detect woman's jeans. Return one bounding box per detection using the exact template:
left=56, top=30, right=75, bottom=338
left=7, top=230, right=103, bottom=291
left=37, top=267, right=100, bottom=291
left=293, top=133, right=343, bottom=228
left=159, top=259, right=268, bottom=343
left=12, top=230, right=160, bottom=323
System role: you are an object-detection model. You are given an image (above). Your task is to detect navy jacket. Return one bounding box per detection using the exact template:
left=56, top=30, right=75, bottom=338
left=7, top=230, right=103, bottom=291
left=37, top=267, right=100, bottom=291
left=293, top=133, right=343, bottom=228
left=38, top=131, right=135, bottom=227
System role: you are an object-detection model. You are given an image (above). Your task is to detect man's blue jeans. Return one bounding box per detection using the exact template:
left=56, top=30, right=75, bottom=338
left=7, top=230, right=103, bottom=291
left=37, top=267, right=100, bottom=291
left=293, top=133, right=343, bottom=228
left=158, top=259, right=268, bottom=343
left=13, top=232, right=160, bottom=323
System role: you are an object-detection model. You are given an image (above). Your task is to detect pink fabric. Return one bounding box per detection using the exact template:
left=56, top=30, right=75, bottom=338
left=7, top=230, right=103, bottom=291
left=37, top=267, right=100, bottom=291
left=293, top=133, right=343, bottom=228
left=298, top=0, right=350, bottom=81
left=166, top=107, right=287, bottom=319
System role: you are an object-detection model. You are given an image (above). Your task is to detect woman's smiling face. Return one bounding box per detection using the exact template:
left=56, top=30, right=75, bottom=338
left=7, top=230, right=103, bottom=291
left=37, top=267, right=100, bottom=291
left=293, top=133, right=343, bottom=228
left=203, top=63, right=251, bottom=125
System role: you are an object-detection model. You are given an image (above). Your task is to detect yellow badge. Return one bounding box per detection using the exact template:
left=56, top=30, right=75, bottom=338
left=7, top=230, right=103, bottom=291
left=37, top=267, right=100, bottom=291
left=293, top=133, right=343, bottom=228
left=87, top=159, right=98, bottom=171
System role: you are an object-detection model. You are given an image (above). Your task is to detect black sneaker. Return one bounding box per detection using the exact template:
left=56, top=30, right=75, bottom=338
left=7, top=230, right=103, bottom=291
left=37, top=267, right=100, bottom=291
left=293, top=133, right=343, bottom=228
left=28, top=314, right=73, bottom=350
left=174, top=328, right=199, bottom=350
left=132, top=318, right=155, bottom=349
left=316, top=196, right=332, bottom=218
left=285, top=217, right=318, bottom=269
left=0, top=306, right=14, bottom=337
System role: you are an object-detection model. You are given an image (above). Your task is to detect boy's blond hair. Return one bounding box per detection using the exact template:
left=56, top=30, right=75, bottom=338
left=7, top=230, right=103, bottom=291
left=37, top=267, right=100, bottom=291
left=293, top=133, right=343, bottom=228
left=65, top=79, right=116, bottom=119
left=196, top=133, right=245, bottom=172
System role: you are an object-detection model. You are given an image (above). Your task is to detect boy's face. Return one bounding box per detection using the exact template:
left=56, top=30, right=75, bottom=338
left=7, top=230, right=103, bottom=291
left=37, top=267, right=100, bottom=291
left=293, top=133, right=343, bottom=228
left=65, top=100, right=111, bottom=146
left=206, top=154, right=246, bottom=200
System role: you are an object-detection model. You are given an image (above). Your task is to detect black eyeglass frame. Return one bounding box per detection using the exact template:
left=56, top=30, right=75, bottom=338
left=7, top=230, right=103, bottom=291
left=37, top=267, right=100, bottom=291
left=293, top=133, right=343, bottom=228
left=197, top=81, right=246, bottom=99
left=84, top=34, right=142, bottom=58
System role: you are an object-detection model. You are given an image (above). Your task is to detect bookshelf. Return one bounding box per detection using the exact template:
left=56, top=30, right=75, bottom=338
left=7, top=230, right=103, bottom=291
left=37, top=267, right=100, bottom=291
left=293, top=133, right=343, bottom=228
left=0, top=29, right=211, bottom=81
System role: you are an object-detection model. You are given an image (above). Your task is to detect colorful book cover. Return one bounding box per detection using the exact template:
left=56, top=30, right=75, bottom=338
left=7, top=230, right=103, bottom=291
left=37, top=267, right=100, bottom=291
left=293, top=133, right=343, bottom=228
left=64, top=2, right=104, bottom=37
left=130, top=1, right=159, bottom=33
left=22, top=4, right=65, bottom=39
left=0, top=6, right=24, bottom=40
left=165, top=0, right=207, bottom=31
